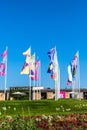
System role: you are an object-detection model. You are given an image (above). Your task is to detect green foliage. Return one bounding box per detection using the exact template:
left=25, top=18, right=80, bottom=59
left=0, top=114, right=39, bottom=130
left=10, top=114, right=38, bottom=130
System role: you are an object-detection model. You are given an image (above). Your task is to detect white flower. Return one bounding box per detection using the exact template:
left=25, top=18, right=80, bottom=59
left=36, top=118, right=41, bottom=122
left=6, top=115, right=12, bottom=120
left=48, top=115, right=53, bottom=122
left=66, top=108, right=71, bottom=111
left=56, top=108, right=60, bottom=111
left=2, top=107, right=6, bottom=111
left=57, top=115, right=61, bottom=120
left=42, top=114, right=48, bottom=120
left=8, top=106, right=10, bottom=109
left=14, top=107, right=16, bottom=111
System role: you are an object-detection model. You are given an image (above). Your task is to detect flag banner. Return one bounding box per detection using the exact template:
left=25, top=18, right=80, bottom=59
left=48, top=47, right=60, bottom=100
left=21, top=54, right=35, bottom=75
left=23, top=47, right=31, bottom=56
left=29, top=70, right=35, bottom=78
left=48, top=47, right=55, bottom=63
left=1, top=48, right=8, bottom=63
left=0, top=63, right=6, bottom=76
left=30, top=59, right=40, bottom=80
left=28, top=54, right=35, bottom=72
left=47, top=62, right=54, bottom=74
left=51, top=72, right=56, bottom=79
left=67, top=64, right=73, bottom=85
left=26, top=53, right=35, bottom=65
left=20, top=62, right=30, bottom=74
left=35, top=59, right=40, bottom=69
left=31, top=70, right=38, bottom=80
left=67, top=51, right=80, bottom=99
left=47, top=47, right=57, bottom=80
left=67, top=51, right=78, bottom=85
left=72, top=52, right=78, bottom=78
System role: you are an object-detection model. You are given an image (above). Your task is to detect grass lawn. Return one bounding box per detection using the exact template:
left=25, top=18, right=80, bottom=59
left=0, top=98, right=87, bottom=117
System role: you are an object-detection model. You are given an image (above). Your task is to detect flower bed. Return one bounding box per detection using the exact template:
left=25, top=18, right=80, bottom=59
left=0, top=114, right=87, bottom=129
left=35, top=114, right=87, bottom=130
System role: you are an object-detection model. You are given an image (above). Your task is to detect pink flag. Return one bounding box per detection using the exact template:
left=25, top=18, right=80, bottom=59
left=1, top=48, right=8, bottom=58
left=31, top=69, right=38, bottom=80
left=35, top=59, right=40, bottom=71
left=1, top=48, right=8, bottom=62
left=51, top=73, right=56, bottom=80
left=20, top=62, right=29, bottom=75
left=31, top=59, right=40, bottom=80
left=0, top=63, right=6, bottom=76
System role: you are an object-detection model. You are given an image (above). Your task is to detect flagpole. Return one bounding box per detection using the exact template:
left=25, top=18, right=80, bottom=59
left=71, top=51, right=80, bottom=99
left=37, top=59, right=40, bottom=100
left=39, top=61, right=41, bottom=87
left=29, top=76, right=31, bottom=100
left=36, top=79, right=38, bottom=100
left=54, top=47, right=60, bottom=100
left=77, top=51, right=80, bottom=99
left=58, top=66, right=60, bottom=99
left=55, top=67, right=60, bottom=100
left=21, top=47, right=31, bottom=100
left=36, top=64, right=38, bottom=100
left=4, top=46, right=8, bottom=101
left=33, top=53, right=36, bottom=100
left=39, top=61, right=41, bottom=100
left=29, top=46, right=31, bottom=100
left=72, top=79, right=75, bottom=98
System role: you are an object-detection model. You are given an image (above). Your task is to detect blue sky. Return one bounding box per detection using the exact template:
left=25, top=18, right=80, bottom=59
left=0, top=0, right=87, bottom=90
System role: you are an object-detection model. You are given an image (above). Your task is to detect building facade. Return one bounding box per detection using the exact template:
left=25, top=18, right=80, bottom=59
left=0, top=86, right=87, bottom=100
left=9, top=86, right=87, bottom=100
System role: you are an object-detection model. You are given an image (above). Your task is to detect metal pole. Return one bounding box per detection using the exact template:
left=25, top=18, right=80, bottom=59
left=4, top=47, right=8, bottom=101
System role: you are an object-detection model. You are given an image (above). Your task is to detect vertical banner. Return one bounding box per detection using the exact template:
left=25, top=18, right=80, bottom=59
left=47, top=47, right=60, bottom=100
left=1, top=47, right=8, bottom=100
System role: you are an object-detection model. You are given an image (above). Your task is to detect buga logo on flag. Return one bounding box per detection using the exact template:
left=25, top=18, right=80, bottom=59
left=47, top=47, right=55, bottom=63
left=47, top=47, right=57, bottom=80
